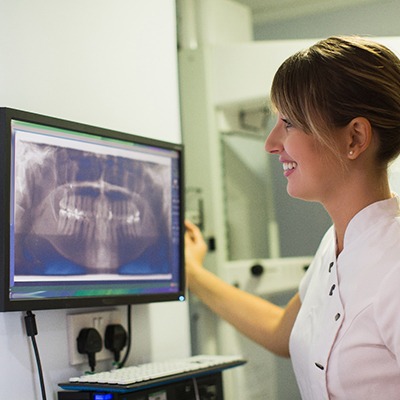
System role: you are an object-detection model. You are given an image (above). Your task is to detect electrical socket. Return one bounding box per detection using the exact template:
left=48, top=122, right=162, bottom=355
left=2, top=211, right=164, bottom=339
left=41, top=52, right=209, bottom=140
left=67, top=309, right=122, bottom=366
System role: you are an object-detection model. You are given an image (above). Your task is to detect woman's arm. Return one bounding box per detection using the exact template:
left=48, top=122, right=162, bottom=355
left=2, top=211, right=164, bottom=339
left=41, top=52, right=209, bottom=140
left=185, top=221, right=301, bottom=358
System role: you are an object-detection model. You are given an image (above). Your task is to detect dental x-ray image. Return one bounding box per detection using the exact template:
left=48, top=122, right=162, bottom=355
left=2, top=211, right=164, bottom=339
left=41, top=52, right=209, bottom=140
left=13, top=137, right=172, bottom=276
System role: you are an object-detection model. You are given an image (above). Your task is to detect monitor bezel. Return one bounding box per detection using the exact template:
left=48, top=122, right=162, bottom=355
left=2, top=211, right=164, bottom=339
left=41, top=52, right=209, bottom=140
left=0, top=107, right=185, bottom=311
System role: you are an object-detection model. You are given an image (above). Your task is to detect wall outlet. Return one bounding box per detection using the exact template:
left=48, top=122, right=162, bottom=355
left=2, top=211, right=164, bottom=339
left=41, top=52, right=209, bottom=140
left=67, top=309, right=123, bottom=366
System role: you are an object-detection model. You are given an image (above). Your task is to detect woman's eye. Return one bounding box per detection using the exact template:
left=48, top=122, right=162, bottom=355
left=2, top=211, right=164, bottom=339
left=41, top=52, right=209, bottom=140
left=281, top=118, right=293, bottom=129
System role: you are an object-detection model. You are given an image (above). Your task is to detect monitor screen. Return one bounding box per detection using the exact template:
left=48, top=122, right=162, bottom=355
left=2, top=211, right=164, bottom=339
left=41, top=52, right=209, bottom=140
left=0, top=108, right=185, bottom=311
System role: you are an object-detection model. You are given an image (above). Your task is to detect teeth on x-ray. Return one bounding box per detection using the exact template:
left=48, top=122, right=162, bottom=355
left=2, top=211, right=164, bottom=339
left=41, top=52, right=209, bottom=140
left=56, top=183, right=143, bottom=238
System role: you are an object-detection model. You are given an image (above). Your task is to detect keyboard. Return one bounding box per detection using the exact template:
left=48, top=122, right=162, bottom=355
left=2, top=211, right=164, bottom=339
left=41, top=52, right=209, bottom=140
left=59, top=354, right=246, bottom=393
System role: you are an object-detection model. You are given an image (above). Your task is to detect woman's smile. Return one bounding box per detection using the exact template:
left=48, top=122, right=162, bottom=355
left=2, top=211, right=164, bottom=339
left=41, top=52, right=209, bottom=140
left=282, top=161, right=298, bottom=177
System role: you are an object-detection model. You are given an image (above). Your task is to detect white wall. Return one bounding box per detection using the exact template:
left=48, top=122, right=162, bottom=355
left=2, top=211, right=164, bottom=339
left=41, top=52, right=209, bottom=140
left=253, top=0, right=400, bottom=40
left=0, top=0, right=181, bottom=142
left=0, top=1, right=190, bottom=399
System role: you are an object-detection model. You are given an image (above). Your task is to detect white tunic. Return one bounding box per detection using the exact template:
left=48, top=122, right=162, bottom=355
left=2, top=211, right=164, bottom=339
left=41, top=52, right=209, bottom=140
left=289, top=196, right=400, bottom=399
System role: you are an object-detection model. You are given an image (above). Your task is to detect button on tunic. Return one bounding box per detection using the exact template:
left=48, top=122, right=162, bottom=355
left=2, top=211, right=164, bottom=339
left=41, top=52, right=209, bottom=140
left=289, top=196, right=400, bottom=399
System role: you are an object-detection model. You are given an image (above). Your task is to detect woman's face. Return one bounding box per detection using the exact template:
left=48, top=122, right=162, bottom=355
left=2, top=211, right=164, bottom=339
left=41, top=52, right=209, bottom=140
left=265, top=113, right=344, bottom=203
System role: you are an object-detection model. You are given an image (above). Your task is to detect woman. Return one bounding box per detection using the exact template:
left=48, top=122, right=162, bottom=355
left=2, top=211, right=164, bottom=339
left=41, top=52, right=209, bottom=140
left=185, top=36, right=400, bottom=399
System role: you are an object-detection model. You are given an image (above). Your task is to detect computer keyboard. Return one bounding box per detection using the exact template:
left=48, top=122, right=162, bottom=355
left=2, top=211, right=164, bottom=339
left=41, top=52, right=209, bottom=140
left=59, top=354, right=246, bottom=393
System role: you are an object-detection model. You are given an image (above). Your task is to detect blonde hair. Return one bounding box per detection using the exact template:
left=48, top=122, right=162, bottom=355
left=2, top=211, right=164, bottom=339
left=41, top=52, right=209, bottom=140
left=270, top=36, right=400, bottom=166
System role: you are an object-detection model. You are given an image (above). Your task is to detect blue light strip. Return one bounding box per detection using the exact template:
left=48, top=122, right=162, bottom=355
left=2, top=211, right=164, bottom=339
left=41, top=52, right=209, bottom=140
left=93, top=394, right=114, bottom=400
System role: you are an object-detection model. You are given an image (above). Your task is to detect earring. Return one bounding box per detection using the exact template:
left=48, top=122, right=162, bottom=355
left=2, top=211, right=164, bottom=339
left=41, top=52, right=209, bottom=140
left=349, top=150, right=354, bottom=156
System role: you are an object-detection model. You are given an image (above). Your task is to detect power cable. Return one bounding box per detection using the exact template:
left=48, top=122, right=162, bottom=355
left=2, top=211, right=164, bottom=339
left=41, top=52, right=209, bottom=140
left=24, top=311, right=47, bottom=400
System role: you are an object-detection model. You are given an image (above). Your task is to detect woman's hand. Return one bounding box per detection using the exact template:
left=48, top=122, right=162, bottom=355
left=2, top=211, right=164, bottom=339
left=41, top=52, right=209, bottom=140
left=184, top=220, right=208, bottom=285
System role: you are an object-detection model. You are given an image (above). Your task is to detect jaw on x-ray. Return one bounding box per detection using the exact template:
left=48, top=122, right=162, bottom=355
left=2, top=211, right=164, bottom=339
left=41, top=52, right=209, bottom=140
left=14, top=141, right=171, bottom=276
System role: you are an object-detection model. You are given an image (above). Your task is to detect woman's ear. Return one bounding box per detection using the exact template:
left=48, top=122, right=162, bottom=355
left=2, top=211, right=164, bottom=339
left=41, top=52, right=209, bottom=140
left=347, top=117, right=373, bottom=159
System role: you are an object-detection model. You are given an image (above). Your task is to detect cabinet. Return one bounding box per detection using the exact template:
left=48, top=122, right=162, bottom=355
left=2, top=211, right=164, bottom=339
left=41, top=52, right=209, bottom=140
left=178, top=40, right=329, bottom=400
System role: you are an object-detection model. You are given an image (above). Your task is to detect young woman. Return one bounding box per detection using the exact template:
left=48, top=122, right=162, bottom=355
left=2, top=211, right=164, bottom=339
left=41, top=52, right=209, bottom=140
left=185, top=36, right=400, bottom=399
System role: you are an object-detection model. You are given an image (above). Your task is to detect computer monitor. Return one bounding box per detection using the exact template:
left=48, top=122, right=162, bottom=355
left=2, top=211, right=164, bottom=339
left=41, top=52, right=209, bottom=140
left=0, top=108, right=185, bottom=311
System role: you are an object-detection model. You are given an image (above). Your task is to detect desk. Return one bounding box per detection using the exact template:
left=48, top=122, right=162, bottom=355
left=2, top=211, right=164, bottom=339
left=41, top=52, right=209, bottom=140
left=58, top=371, right=224, bottom=400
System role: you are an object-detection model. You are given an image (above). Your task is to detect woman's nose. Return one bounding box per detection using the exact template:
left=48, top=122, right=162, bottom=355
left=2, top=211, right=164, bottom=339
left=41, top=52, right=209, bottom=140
left=265, top=123, right=282, bottom=154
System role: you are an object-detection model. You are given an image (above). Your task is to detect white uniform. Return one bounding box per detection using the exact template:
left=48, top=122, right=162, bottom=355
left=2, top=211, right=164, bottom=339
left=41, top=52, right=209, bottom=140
left=290, top=196, right=400, bottom=399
